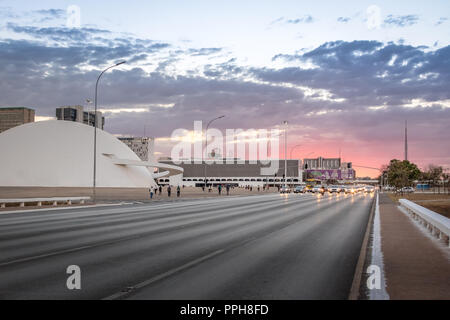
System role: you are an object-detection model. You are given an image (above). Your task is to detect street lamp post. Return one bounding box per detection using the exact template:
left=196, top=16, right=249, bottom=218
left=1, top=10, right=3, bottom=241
left=203, top=115, right=225, bottom=191
left=93, top=61, right=126, bottom=203
left=283, top=121, right=288, bottom=188
left=290, top=144, right=302, bottom=187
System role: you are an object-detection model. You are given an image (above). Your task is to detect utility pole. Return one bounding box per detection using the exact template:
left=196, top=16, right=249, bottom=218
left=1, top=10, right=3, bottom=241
left=283, top=121, right=288, bottom=189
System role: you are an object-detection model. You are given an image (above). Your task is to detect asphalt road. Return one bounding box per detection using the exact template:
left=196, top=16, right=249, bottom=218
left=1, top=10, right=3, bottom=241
left=0, top=192, right=374, bottom=299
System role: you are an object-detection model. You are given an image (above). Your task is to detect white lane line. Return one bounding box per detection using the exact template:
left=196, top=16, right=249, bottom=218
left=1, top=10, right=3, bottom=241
left=0, top=203, right=124, bottom=216
left=102, top=249, right=225, bottom=300
left=0, top=233, right=146, bottom=267
left=0, top=194, right=281, bottom=223
left=0, top=194, right=290, bottom=227
left=0, top=194, right=317, bottom=267
left=0, top=196, right=296, bottom=264
left=102, top=195, right=341, bottom=300
left=369, top=193, right=390, bottom=300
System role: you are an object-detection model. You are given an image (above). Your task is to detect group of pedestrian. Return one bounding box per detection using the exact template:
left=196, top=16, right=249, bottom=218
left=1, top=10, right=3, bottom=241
left=148, top=185, right=181, bottom=199
left=213, top=184, right=232, bottom=196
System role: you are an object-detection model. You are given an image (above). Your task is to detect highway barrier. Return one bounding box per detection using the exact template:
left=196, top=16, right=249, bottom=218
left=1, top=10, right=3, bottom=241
left=399, top=199, right=450, bottom=247
left=0, top=197, right=90, bottom=208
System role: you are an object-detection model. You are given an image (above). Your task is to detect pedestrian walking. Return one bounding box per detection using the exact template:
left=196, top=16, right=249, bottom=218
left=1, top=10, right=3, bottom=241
left=159, top=185, right=162, bottom=195
left=167, top=185, right=171, bottom=197
left=149, top=188, right=154, bottom=199
left=218, top=184, right=222, bottom=195
left=177, top=185, right=181, bottom=197
left=226, top=184, right=230, bottom=195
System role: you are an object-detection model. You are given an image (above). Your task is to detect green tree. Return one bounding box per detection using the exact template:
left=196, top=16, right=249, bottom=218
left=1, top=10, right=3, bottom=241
left=442, top=172, right=449, bottom=195
left=425, top=165, right=443, bottom=193
left=385, top=159, right=421, bottom=191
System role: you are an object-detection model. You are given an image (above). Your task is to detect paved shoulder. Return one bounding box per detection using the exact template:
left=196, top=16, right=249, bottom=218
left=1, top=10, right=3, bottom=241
left=379, top=193, right=450, bottom=300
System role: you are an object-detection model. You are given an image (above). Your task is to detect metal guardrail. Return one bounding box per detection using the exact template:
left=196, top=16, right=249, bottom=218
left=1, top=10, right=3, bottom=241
left=399, top=199, right=450, bottom=247
left=0, top=197, right=91, bottom=208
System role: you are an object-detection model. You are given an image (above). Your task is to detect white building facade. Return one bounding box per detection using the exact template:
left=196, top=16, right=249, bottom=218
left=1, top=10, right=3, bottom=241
left=0, top=121, right=182, bottom=188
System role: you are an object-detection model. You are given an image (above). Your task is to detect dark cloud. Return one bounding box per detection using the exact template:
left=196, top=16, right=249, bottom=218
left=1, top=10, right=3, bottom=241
left=270, top=15, right=314, bottom=26
left=187, top=47, right=222, bottom=56
left=286, top=15, right=314, bottom=24
left=0, top=7, right=66, bottom=23
left=337, top=17, right=350, bottom=23
left=435, top=17, right=448, bottom=26
left=0, top=37, right=169, bottom=70
left=6, top=23, right=111, bottom=42
left=34, top=9, right=65, bottom=17
left=266, top=40, right=450, bottom=107
left=384, top=14, right=419, bottom=27
left=0, top=22, right=448, bottom=169
left=33, top=8, right=65, bottom=22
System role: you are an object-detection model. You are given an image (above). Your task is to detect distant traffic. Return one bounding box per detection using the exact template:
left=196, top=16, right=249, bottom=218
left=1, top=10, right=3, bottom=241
left=281, top=183, right=376, bottom=195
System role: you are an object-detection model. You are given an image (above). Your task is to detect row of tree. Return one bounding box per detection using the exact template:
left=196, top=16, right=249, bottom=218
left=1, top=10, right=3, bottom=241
left=380, top=159, right=449, bottom=193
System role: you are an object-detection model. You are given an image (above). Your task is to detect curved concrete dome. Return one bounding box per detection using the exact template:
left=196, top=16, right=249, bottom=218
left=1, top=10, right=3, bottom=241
left=0, top=120, right=158, bottom=188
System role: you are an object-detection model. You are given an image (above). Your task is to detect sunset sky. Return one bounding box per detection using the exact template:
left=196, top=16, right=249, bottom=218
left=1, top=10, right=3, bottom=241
left=0, top=0, right=449, bottom=177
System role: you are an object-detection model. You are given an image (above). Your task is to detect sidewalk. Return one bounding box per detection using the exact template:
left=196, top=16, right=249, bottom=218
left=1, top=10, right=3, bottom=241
left=379, top=193, right=450, bottom=299
left=0, top=186, right=277, bottom=202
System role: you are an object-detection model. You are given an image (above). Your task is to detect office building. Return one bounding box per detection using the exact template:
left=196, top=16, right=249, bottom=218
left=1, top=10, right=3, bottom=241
left=118, top=137, right=155, bottom=161
left=303, top=157, right=341, bottom=170
left=0, top=107, right=35, bottom=133
left=157, top=159, right=302, bottom=187
left=303, top=156, right=355, bottom=181
left=56, top=106, right=105, bottom=129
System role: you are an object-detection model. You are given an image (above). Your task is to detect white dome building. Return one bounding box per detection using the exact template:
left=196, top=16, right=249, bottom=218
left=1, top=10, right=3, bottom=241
left=0, top=120, right=182, bottom=188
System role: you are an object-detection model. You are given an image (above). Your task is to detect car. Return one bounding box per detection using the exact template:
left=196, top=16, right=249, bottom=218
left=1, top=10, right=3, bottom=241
left=294, top=185, right=306, bottom=193
left=280, top=186, right=291, bottom=193
left=345, top=186, right=357, bottom=194
left=312, top=185, right=325, bottom=194
left=401, top=186, right=415, bottom=193
left=364, top=186, right=375, bottom=193
left=328, top=185, right=341, bottom=193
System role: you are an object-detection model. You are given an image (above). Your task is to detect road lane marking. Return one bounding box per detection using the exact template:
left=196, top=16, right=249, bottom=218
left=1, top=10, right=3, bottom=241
left=102, top=195, right=355, bottom=300
left=102, top=249, right=225, bottom=300
left=349, top=193, right=376, bottom=300
left=369, top=193, right=389, bottom=300
left=0, top=203, right=124, bottom=216
left=0, top=195, right=318, bottom=266
left=0, top=194, right=336, bottom=270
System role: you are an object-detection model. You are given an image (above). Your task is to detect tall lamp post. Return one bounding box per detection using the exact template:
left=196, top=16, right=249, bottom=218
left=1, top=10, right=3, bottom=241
left=283, top=121, right=288, bottom=189
left=289, top=144, right=302, bottom=186
left=93, top=61, right=126, bottom=203
left=203, top=115, right=225, bottom=190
